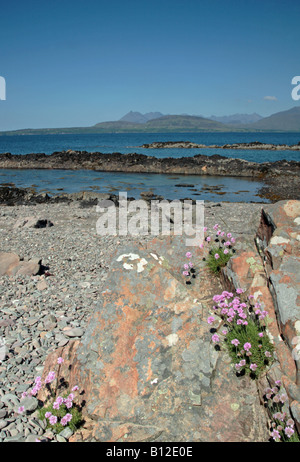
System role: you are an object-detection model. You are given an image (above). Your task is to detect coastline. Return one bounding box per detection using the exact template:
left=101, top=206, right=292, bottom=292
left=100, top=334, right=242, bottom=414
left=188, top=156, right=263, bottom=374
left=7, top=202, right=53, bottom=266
left=141, top=141, right=300, bottom=150
left=0, top=150, right=299, bottom=202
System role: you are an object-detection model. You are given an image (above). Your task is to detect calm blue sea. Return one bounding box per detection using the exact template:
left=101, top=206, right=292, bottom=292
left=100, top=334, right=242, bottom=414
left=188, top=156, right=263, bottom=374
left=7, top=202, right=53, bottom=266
left=0, top=132, right=299, bottom=202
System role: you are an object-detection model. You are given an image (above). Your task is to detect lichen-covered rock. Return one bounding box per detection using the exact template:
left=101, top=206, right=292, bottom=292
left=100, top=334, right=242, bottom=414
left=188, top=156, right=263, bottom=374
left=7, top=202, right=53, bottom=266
left=39, top=237, right=269, bottom=442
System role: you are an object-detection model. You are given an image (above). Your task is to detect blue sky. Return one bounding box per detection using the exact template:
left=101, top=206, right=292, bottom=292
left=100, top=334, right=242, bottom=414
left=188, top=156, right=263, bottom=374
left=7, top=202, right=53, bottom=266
left=0, top=0, right=299, bottom=130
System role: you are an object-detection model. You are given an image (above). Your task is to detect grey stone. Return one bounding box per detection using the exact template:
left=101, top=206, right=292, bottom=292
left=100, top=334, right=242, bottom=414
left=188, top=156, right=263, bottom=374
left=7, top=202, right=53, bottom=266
left=59, top=427, right=73, bottom=439
left=21, top=397, right=38, bottom=412
left=0, top=419, right=8, bottom=430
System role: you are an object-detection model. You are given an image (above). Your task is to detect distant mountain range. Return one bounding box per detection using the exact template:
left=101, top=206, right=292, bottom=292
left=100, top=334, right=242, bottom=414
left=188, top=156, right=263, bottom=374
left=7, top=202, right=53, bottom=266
left=118, top=111, right=264, bottom=125
left=209, top=113, right=263, bottom=125
left=1, top=107, right=300, bottom=135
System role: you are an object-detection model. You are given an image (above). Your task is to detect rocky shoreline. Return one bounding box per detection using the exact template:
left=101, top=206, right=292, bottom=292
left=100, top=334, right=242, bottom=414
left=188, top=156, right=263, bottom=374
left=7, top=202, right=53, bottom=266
left=1, top=198, right=299, bottom=442
left=0, top=151, right=300, bottom=203
left=141, top=141, right=300, bottom=150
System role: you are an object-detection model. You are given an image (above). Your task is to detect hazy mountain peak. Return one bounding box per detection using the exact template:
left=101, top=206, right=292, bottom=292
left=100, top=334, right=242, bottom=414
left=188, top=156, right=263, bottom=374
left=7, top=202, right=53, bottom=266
left=119, top=111, right=164, bottom=124
left=209, top=113, right=263, bottom=125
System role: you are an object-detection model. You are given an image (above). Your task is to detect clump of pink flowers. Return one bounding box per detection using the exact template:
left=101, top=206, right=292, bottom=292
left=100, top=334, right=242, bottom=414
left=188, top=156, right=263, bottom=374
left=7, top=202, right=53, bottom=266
left=200, top=224, right=237, bottom=274
left=207, top=289, right=274, bottom=378
left=263, top=381, right=299, bottom=442
left=19, top=357, right=83, bottom=437
left=182, top=251, right=196, bottom=284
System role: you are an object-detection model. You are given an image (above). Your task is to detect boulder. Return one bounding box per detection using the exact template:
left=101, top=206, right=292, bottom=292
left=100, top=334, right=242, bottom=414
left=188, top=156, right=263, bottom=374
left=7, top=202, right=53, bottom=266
left=0, top=252, right=41, bottom=276
left=13, top=216, right=54, bottom=229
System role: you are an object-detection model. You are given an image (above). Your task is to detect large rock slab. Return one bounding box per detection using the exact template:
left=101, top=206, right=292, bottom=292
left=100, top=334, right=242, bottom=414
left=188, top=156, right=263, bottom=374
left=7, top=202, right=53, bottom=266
left=39, top=236, right=269, bottom=442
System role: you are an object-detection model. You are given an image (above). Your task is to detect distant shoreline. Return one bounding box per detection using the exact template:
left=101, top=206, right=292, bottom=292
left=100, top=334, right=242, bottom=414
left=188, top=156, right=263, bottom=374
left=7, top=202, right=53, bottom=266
left=141, top=141, right=300, bottom=150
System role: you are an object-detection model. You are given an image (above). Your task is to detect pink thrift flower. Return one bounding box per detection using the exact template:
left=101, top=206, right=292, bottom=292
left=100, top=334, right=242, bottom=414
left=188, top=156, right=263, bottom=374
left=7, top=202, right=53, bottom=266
left=243, top=342, right=251, bottom=351
left=258, top=332, right=264, bottom=338
left=31, top=387, right=38, bottom=396
left=250, top=363, right=258, bottom=371
left=265, top=351, right=272, bottom=358
left=280, top=394, right=288, bottom=403
left=284, top=426, right=294, bottom=438
left=214, top=253, right=219, bottom=259
left=275, top=380, right=281, bottom=386
left=230, top=237, right=235, bottom=244
left=223, top=248, right=229, bottom=254
left=53, top=401, right=60, bottom=410
left=231, top=339, right=240, bottom=346
left=206, top=236, right=211, bottom=242
left=236, top=288, right=244, bottom=294
left=45, top=371, right=55, bottom=384
left=224, top=241, right=231, bottom=247
left=213, top=224, right=219, bottom=230
left=65, top=400, right=73, bottom=409
left=21, top=392, right=28, bottom=399
left=239, top=359, right=246, bottom=366
left=286, top=419, right=294, bottom=427
left=203, top=227, right=207, bottom=232
left=60, top=416, right=68, bottom=426
left=211, top=334, right=220, bottom=343
left=72, top=386, right=79, bottom=391
left=183, top=263, right=189, bottom=270
left=207, top=316, right=215, bottom=324
left=56, top=396, right=64, bottom=405
left=18, top=406, right=25, bottom=414
left=271, top=429, right=281, bottom=441
left=188, top=262, right=193, bottom=268
left=182, top=271, right=189, bottom=276
left=185, top=252, right=192, bottom=258
left=57, top=357, right=64, bottom=364
left=45, top=412, right=52, bottom=419
left=65, top=413, right=73, bottom=422
left=49, top=415, right=57, bottom=425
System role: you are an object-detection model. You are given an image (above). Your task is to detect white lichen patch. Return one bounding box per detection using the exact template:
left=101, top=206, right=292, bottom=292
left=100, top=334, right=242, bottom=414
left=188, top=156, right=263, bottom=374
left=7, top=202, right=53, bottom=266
left=150, top=253, right=158, bottom=260
left=166, top=333, right=179, bottom=346
left=294, top=217, right=300, bottom=226
left=117, top=253, right=140, bottom=262
left=137, top=258, right=148, bottom=273
left=270, top=236, right=290, bottom=245
left=117, top=253, right=148, bottom=273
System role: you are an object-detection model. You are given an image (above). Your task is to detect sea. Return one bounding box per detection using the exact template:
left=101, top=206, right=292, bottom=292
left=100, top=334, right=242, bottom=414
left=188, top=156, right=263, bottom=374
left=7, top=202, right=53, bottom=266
left=0, top=132, right=299, bottom=203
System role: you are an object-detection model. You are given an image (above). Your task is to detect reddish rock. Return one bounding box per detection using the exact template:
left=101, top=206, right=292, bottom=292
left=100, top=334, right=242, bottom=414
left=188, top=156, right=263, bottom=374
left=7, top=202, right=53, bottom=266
left=0, top=252, right=41, bottom=276
left=39, top=239, right=268, bottom=442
